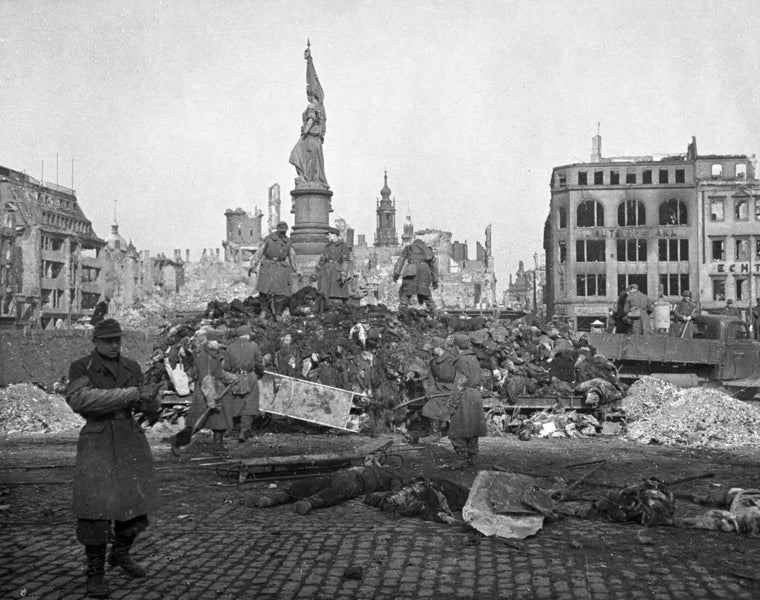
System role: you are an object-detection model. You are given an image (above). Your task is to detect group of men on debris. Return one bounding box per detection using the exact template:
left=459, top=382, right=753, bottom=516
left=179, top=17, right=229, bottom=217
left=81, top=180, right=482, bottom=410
left=610, top=282, right=760, bottom=338
left=247, top=220, right=440, bottom=319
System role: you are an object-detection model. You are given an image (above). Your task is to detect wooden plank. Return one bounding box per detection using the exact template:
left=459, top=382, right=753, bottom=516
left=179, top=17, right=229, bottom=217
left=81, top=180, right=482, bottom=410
left=588, top=333, right=721, bottom=365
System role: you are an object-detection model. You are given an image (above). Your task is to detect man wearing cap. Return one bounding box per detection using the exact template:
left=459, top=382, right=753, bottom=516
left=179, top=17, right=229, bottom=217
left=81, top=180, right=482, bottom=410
left=311, top=227, right=350, bottom=305
left=249, top=221, right=297, bottom=320
left=419, top=336, right=457, bottom=444
left=671, top=290, right=697, bottom=337
left=446, top=333, right=486, bottom=469
left=65, top=319, right=162, bottom=598
left=393, top=238, right=439, bottom=312
left=751, top=298, right=760, bottom=340
left=722, top=298, right=741, bottom=317
left=221, top=325, right=265, bottom=443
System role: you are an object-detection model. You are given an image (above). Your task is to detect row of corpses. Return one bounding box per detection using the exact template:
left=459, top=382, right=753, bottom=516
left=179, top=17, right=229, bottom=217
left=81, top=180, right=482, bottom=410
left=247, top=465, right=760, bottom=539
left=141, top=297, right=626, bottom=435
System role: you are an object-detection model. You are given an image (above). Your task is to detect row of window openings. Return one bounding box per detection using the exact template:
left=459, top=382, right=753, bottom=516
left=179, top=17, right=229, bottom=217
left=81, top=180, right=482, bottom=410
left=43, top=212, right=88, bottom=233
left=710, top=239, right=760, bottom=262
left=40, top=289, right=100, bottom=310
left=576, top=274, right=690, bottom=297
left=558, top=164, right=747, bottom=187
left=560, top=239, right=689, bottom=263
left=558, top=200, right=687, bottom=228
left=709, top=197, right=760, bottom=222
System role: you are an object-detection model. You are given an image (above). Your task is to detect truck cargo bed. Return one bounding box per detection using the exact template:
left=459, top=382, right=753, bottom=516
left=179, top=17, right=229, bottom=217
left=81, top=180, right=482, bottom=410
left=587, top=333, right=722, bottom=365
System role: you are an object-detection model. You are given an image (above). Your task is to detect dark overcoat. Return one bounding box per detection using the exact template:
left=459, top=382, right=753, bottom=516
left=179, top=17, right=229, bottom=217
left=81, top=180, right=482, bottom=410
left=623, top=290, right=654, bottom=335
left=254, top=233, right=296, bottom=297
left=393, top=239, right=438, bottom=297
left=314, top=240, right=350, bottom=299
left=67, top=351, right=159, bottom=521
left=423, top=349, right=457, bottom=420
left=188, top=342, right=228, bottom=431
left=221, top=337, right=264, bottom=427
left=447, top=350, right=487, bottom=439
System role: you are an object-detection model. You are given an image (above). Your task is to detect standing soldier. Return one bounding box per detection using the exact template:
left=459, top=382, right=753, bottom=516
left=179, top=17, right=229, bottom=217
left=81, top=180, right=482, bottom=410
left=392, top=238, right=439, bottom=311
left=623, top=283, right=654, bottom=335
left=671, top=290, right=697, bottom=337
left=222, top=325, right=265, bottom=443
left=722, top=298, right=741, bottom=317
left=752, top=298, right=760, bottom=340
left=311, top=227, right=350, bottom=306
left=419, top=336, right=457, bottom=444
left=65, top=318, right=162, bottom=598
left=249, top=221, right=297, bottom=321
left=446, top=333, right=486, bottom=469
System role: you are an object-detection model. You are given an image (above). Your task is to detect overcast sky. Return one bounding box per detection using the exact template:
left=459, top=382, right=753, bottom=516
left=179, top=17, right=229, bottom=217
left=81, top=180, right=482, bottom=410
left=2, top=0, right=759, bottom=293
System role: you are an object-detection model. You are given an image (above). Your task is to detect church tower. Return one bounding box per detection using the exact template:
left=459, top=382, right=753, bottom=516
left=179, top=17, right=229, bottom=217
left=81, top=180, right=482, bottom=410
left=374, top=171, right=398, bottom=247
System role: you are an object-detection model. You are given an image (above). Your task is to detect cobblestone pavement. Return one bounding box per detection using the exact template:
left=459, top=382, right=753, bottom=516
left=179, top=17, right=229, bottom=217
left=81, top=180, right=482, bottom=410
left=2, top=433, right=760, bottom=599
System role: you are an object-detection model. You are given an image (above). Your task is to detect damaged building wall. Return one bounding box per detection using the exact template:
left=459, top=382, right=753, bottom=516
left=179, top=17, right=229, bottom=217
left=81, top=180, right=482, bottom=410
left=223, top=206, right=264, bottom=264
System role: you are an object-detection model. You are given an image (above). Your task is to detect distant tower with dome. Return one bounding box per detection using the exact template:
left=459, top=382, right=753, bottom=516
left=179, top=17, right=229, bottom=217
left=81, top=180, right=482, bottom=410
left=374, top=171, right=398, bottom=247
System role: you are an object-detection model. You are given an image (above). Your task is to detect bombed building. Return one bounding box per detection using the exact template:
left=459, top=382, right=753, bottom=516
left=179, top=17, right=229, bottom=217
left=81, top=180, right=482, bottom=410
left=544, top=135, right=760, bottom=329
left=0, top=164, right=185, bottom=328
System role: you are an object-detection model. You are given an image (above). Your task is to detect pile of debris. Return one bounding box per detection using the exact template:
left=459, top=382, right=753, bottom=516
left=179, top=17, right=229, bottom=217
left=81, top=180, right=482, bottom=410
left=623, top=376, right=760, bottom=449
left=0, top=383, right=84, bottom=436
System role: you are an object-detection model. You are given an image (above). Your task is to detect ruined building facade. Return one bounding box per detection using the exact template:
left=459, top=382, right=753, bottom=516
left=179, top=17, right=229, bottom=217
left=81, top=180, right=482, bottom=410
left=544, top=135, right=760, bottom=329
left=0, top=164, right=184, bottom=328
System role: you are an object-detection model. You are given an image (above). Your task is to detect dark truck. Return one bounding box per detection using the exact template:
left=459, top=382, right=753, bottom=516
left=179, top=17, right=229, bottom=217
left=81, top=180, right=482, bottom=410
left=587, top=314, right=760, bottom=400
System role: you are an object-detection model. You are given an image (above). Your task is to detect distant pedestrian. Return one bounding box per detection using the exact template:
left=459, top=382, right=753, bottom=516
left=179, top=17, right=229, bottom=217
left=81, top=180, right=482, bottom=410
left=90, top=297, right=109, bottom=327
left=419, top=336, right=456, bottom=444
left=393, top=238, right=438, bottom=312
left=222, top=325, right=265, bottom=443
left=65, top=318, right=162, bottom=599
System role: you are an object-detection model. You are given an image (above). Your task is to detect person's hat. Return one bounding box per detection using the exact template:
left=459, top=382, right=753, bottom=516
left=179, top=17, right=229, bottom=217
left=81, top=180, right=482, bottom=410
left=276, top=221, right=289, bottom=231
left=453, top=333, right=471, bottom=349
left=628, top=283, right=639, bottom=291
left=93, top=318, right=123, bottom=339
left=235, top=324, right=253, bottom=337
left=682, top=290, right=692, bottom=297
left=327, top=227, right=339, bottom=236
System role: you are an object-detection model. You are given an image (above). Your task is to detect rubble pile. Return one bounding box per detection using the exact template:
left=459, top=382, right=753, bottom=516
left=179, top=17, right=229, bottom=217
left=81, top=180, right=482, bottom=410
left=624, top=376, right=760, bottom=449
left=149, top=299, right=624, bottom=434
left=0, top=383, right=83, bottom=435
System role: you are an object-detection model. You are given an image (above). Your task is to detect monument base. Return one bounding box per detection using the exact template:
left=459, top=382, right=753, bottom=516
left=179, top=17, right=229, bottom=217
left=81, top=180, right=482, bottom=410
left=290, top=186, right=333, bottom=279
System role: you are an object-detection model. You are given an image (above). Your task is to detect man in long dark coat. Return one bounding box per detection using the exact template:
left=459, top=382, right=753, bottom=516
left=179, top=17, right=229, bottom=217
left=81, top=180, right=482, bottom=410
left=221, top=325, right=265, bottom=442
left=249, top=221, right=297, bottom=320
left=66, top=319, right=161, bottom=598
left=623, top=283, right=654, bottom=335
left=419, top=336, right=457, bottom=443
left=311, top=227, right=350, bottom=305
left=447, top=333, right=486, bottom=469
left=393, top=238, right=439, bottom=311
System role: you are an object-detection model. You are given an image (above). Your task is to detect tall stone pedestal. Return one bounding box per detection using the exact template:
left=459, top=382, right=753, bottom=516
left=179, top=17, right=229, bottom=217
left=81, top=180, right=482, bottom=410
left=290, top=186, right=333, bottom=279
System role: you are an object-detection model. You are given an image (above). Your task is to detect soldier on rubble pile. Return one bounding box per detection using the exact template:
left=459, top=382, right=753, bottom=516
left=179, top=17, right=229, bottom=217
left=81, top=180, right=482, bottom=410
left=446, top=333, right=487, bottom=470
left=65, top=318, right=162, bottom=599
left=222, top=325, right=265, bottom=443
left=392, top=238, right=439, bottom=312
left=311, top=226, right=350, bottom=306
left=419, top=336, right=456, bottom=444
left=249, top=221, right=297, bottom=321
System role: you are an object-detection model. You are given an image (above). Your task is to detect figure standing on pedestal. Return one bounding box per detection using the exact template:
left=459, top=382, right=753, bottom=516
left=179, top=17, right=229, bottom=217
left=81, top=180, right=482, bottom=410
left=249, top=221, right=297, bottom=320
left=289, top=41, right=329, bottom=189
left=393, top=238, right=439, bottom=311
left=311, top=227, right=350, bottom=305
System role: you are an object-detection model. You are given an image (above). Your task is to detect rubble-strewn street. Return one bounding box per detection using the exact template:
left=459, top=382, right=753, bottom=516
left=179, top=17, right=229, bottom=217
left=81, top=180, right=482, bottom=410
left=2, top=431, right=760, bottom=600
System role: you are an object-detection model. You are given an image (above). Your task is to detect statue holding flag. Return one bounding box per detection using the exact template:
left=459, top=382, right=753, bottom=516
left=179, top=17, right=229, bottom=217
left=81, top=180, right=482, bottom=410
left=289, top=41, right=329, bottom=189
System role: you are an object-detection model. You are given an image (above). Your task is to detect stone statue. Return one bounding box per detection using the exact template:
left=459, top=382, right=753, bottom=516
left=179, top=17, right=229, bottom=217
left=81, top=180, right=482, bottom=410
left=289, top=41, right=329, bottom=189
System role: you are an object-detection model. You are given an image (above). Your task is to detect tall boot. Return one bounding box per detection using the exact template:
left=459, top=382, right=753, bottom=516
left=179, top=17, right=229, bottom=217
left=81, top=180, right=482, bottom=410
left=108, top=534, right=146, bottom=578
left=238, top=415, right=253, bottom=442
left=212, top=430, right=226, bottom=453
left=85, top=544, right=109, bottom=598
